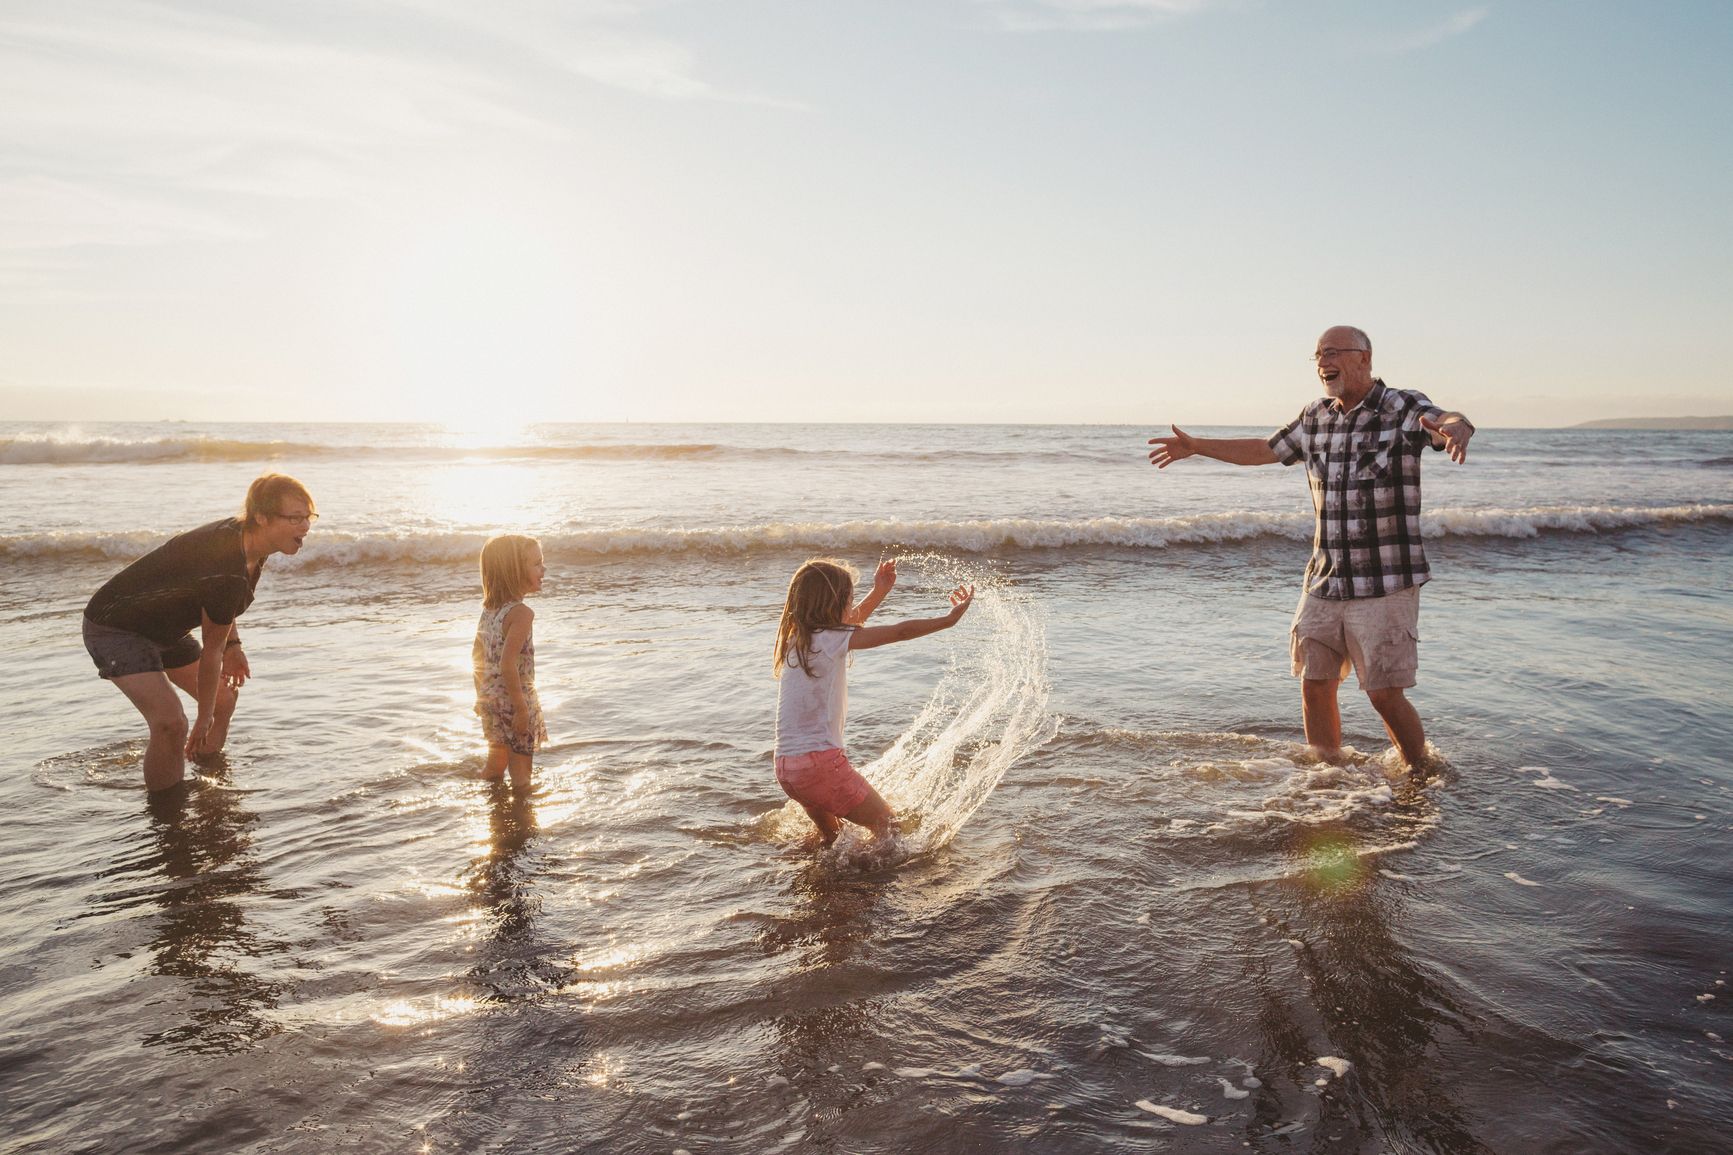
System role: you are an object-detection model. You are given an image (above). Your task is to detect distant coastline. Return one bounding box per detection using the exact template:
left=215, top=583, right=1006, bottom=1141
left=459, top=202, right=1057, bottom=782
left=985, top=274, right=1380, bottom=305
left=1570, top=416, right=1733, bottom=431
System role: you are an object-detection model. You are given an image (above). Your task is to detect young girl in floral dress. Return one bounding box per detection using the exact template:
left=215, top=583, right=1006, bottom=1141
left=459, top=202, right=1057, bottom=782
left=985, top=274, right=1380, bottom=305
left=474, top=535, right=547, bottom=790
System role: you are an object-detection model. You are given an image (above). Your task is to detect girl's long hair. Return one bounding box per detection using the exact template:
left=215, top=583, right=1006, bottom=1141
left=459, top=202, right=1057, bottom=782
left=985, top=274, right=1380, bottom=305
left=480, top=534, right=540, bottom=610
left=773, top=558, right=855, bottom=677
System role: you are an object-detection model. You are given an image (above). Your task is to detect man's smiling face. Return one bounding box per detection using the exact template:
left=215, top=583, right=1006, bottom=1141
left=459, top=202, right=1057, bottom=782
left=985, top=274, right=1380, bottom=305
left=1314, top=327, right=1372, bottom=401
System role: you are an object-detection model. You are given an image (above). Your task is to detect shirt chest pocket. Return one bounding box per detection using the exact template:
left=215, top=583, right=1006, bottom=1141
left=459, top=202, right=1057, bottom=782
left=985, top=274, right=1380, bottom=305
left=1353, top=433, right=1398, bottom=483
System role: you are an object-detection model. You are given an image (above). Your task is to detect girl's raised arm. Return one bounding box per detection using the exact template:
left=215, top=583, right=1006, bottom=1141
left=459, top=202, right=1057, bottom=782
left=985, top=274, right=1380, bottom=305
left=848, top=584, right=971, bottom=651
left=844, top=558, right=898, bottom=625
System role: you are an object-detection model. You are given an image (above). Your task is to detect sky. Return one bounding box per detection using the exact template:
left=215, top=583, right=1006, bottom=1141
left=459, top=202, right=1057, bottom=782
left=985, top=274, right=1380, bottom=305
left=1, top=0, right=1729, bottom=427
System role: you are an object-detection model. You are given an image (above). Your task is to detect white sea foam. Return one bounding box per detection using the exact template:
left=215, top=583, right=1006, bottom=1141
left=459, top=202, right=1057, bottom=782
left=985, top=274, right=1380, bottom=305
left=1216, top=1077, right=1249, bottom=1100
left=0, top=432, right=314, bottom=465
left=1504, top=871, right=1544, bottom=887
left=9, top=502, right=1730, bottom=564
left=0, top=433, right=772, bottom=466
left=1189, top=746, right=1406, bottom=830
left=894, top=1062, right=991, bottom=1081
left=0, top=432, right=1135, bottom=467
left=1522, top=767, right=1578, bottom=791
left=1135, top=1101, right=1207, bottom=1125
left=1316, top=1056, right=1352, bottom=1079
left=1138, top=1051, right=1211, bottom=1067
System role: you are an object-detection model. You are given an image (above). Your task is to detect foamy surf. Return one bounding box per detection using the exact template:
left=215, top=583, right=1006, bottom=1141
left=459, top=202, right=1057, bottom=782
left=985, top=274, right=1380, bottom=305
left=7, top=503, right=1730, bottom=565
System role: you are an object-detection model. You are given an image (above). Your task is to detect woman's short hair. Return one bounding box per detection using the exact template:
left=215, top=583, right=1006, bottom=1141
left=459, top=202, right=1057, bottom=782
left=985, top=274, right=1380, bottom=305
left=242, top=473, right=316, bottom=529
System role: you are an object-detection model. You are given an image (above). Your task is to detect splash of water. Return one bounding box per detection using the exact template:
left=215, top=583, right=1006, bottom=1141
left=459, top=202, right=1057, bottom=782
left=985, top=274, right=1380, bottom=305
left=774, top=552, right=1053, bottom=865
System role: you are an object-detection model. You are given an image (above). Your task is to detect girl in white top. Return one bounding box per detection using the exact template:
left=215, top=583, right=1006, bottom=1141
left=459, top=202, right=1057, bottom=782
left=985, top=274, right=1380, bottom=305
left=773, top=557, right=973, bottom=846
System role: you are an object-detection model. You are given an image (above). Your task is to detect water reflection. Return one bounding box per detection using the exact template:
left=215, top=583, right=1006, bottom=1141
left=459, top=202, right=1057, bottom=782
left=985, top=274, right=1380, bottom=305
left=757, top=861, right=890, bottom=973
left=1243, top=824, right=1490, bottom=1154
left=84, top=764, right=286, bottom=1053
left=465, top=785, right=569, bottom=999
left=753, top=863, right=895, bottom=1145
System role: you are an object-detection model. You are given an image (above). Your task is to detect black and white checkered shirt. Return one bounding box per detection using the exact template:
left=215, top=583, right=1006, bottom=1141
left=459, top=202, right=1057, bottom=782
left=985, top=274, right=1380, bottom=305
left=1267, top=379, right=1445, bottom=600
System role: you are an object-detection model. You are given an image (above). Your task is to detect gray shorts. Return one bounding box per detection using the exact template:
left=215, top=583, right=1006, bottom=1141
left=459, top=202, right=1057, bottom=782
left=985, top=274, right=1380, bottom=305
left=83, top=616, right=201, bottom=680
left=1290, top=584, right=1420, bottom=692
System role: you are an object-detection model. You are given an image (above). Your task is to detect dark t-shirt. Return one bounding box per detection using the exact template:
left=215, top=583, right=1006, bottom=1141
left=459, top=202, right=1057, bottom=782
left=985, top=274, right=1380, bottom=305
left=85, top=518, right=259, bottom=645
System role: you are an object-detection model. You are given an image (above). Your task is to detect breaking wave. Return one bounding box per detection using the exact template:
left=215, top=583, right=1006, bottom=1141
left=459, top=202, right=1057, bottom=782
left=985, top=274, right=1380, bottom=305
left=0, top=434, right=772, bottom=465
left=6, top=504, right=1729, bottom=566
left=0, top=434, right=1126, bottom=467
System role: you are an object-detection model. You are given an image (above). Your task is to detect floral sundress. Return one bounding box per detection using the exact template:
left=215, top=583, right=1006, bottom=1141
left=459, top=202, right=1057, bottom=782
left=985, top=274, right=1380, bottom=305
left=473, top=600, right=546, bottom=754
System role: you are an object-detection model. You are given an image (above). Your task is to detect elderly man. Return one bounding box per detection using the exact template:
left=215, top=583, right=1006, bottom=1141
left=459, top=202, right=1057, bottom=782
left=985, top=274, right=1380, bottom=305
left=1148, top=326, right=1474, bottom=769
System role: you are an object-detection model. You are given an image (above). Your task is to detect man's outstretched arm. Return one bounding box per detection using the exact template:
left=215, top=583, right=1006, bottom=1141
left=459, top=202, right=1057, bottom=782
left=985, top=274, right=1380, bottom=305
left=1148, top=425, right=1279, bottom=469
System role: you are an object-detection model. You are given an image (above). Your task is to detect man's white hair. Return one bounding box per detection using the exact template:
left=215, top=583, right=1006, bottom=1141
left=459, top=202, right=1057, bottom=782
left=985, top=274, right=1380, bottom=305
left=1332, top=325, right=1372, bottom=354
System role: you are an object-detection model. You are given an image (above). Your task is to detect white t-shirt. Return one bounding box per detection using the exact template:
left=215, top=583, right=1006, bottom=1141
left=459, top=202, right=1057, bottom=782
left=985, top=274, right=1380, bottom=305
left=774, top=628, right=851, bottom=758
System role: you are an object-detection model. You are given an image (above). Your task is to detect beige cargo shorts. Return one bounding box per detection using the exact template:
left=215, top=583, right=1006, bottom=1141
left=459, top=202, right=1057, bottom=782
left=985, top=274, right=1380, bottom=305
left=1290, top=584, right=1420, bottom=692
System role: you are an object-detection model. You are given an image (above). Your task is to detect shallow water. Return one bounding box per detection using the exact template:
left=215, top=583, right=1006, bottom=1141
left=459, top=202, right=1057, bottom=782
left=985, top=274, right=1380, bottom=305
left=2, top=421, right=1731, bottom=1153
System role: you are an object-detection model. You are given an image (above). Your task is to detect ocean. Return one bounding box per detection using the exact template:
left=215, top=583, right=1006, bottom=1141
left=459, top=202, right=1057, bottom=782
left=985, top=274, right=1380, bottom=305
left=1, top=420, right=1730, bottom=1153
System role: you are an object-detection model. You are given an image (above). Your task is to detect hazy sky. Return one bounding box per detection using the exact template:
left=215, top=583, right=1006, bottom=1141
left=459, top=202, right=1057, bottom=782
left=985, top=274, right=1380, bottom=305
left=2, top=0, right=1729, bottom=426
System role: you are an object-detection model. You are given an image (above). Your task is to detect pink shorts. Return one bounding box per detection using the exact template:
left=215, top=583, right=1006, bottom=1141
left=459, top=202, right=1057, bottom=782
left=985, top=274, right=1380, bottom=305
left=774, top=747, right=872, bottom=817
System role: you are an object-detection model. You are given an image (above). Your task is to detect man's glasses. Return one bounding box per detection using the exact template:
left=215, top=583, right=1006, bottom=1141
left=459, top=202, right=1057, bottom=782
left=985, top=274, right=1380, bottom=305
left=272, top=512, right=318, bottom=525
left=1310, top=347, right=1368, bottom=362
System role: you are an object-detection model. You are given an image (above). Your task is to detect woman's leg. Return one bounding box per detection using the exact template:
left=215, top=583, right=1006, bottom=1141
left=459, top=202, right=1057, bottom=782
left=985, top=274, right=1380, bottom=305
left=841, top=785, right=895, bottom=840
left=482, top=743, right=510, bottom=781
left=164, top=660, right=239, bottom=755
left=109, top=671, right=190, bottom=791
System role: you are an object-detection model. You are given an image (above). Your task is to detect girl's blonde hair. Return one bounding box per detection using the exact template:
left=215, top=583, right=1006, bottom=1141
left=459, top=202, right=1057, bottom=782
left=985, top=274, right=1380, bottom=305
left=241, top=473, right=315, bottom=530
left=480, top=534, right=541, bottom=610
left=773, top=558, right=855, bottom=677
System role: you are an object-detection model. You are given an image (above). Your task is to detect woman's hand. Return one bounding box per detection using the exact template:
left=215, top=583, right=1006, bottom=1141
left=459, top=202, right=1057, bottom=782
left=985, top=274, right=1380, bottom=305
left=186, top=713, right=215, bottom=757
left=222, top=644, right=250, bottom=689
left=946, top=584, right=974, bottom=622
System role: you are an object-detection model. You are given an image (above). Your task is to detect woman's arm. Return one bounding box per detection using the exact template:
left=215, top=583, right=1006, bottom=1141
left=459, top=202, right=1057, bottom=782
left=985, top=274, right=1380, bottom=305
left=222, top=627, right=250, bottom=688
left=186, top=612, right=234, bottom=755
left=848, top=585, right=972, bottom=651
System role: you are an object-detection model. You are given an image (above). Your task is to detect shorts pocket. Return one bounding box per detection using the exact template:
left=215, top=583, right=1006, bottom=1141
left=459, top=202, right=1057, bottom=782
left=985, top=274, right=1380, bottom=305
left=1383, top=625, right=1420, bottom=666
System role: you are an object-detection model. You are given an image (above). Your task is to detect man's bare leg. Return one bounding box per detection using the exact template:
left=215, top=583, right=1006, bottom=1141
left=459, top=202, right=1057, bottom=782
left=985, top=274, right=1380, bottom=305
left=1366, top=687, right=1428, bottom=769
left=1301, top=677, right=1345, bottom=764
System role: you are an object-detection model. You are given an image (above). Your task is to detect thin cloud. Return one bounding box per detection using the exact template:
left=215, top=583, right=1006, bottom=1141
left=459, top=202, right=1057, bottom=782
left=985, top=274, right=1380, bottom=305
left=0, top=1, right=567, bottom=254
left=0, top=175, right=255, bottom=251
left=0, top=1, right=785, bottom=265
left=1358, top=8, right=1490, bottom=54
left=976, top=0, right=1214, bottom=33
left=384, top=0, right=802, bottom=107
